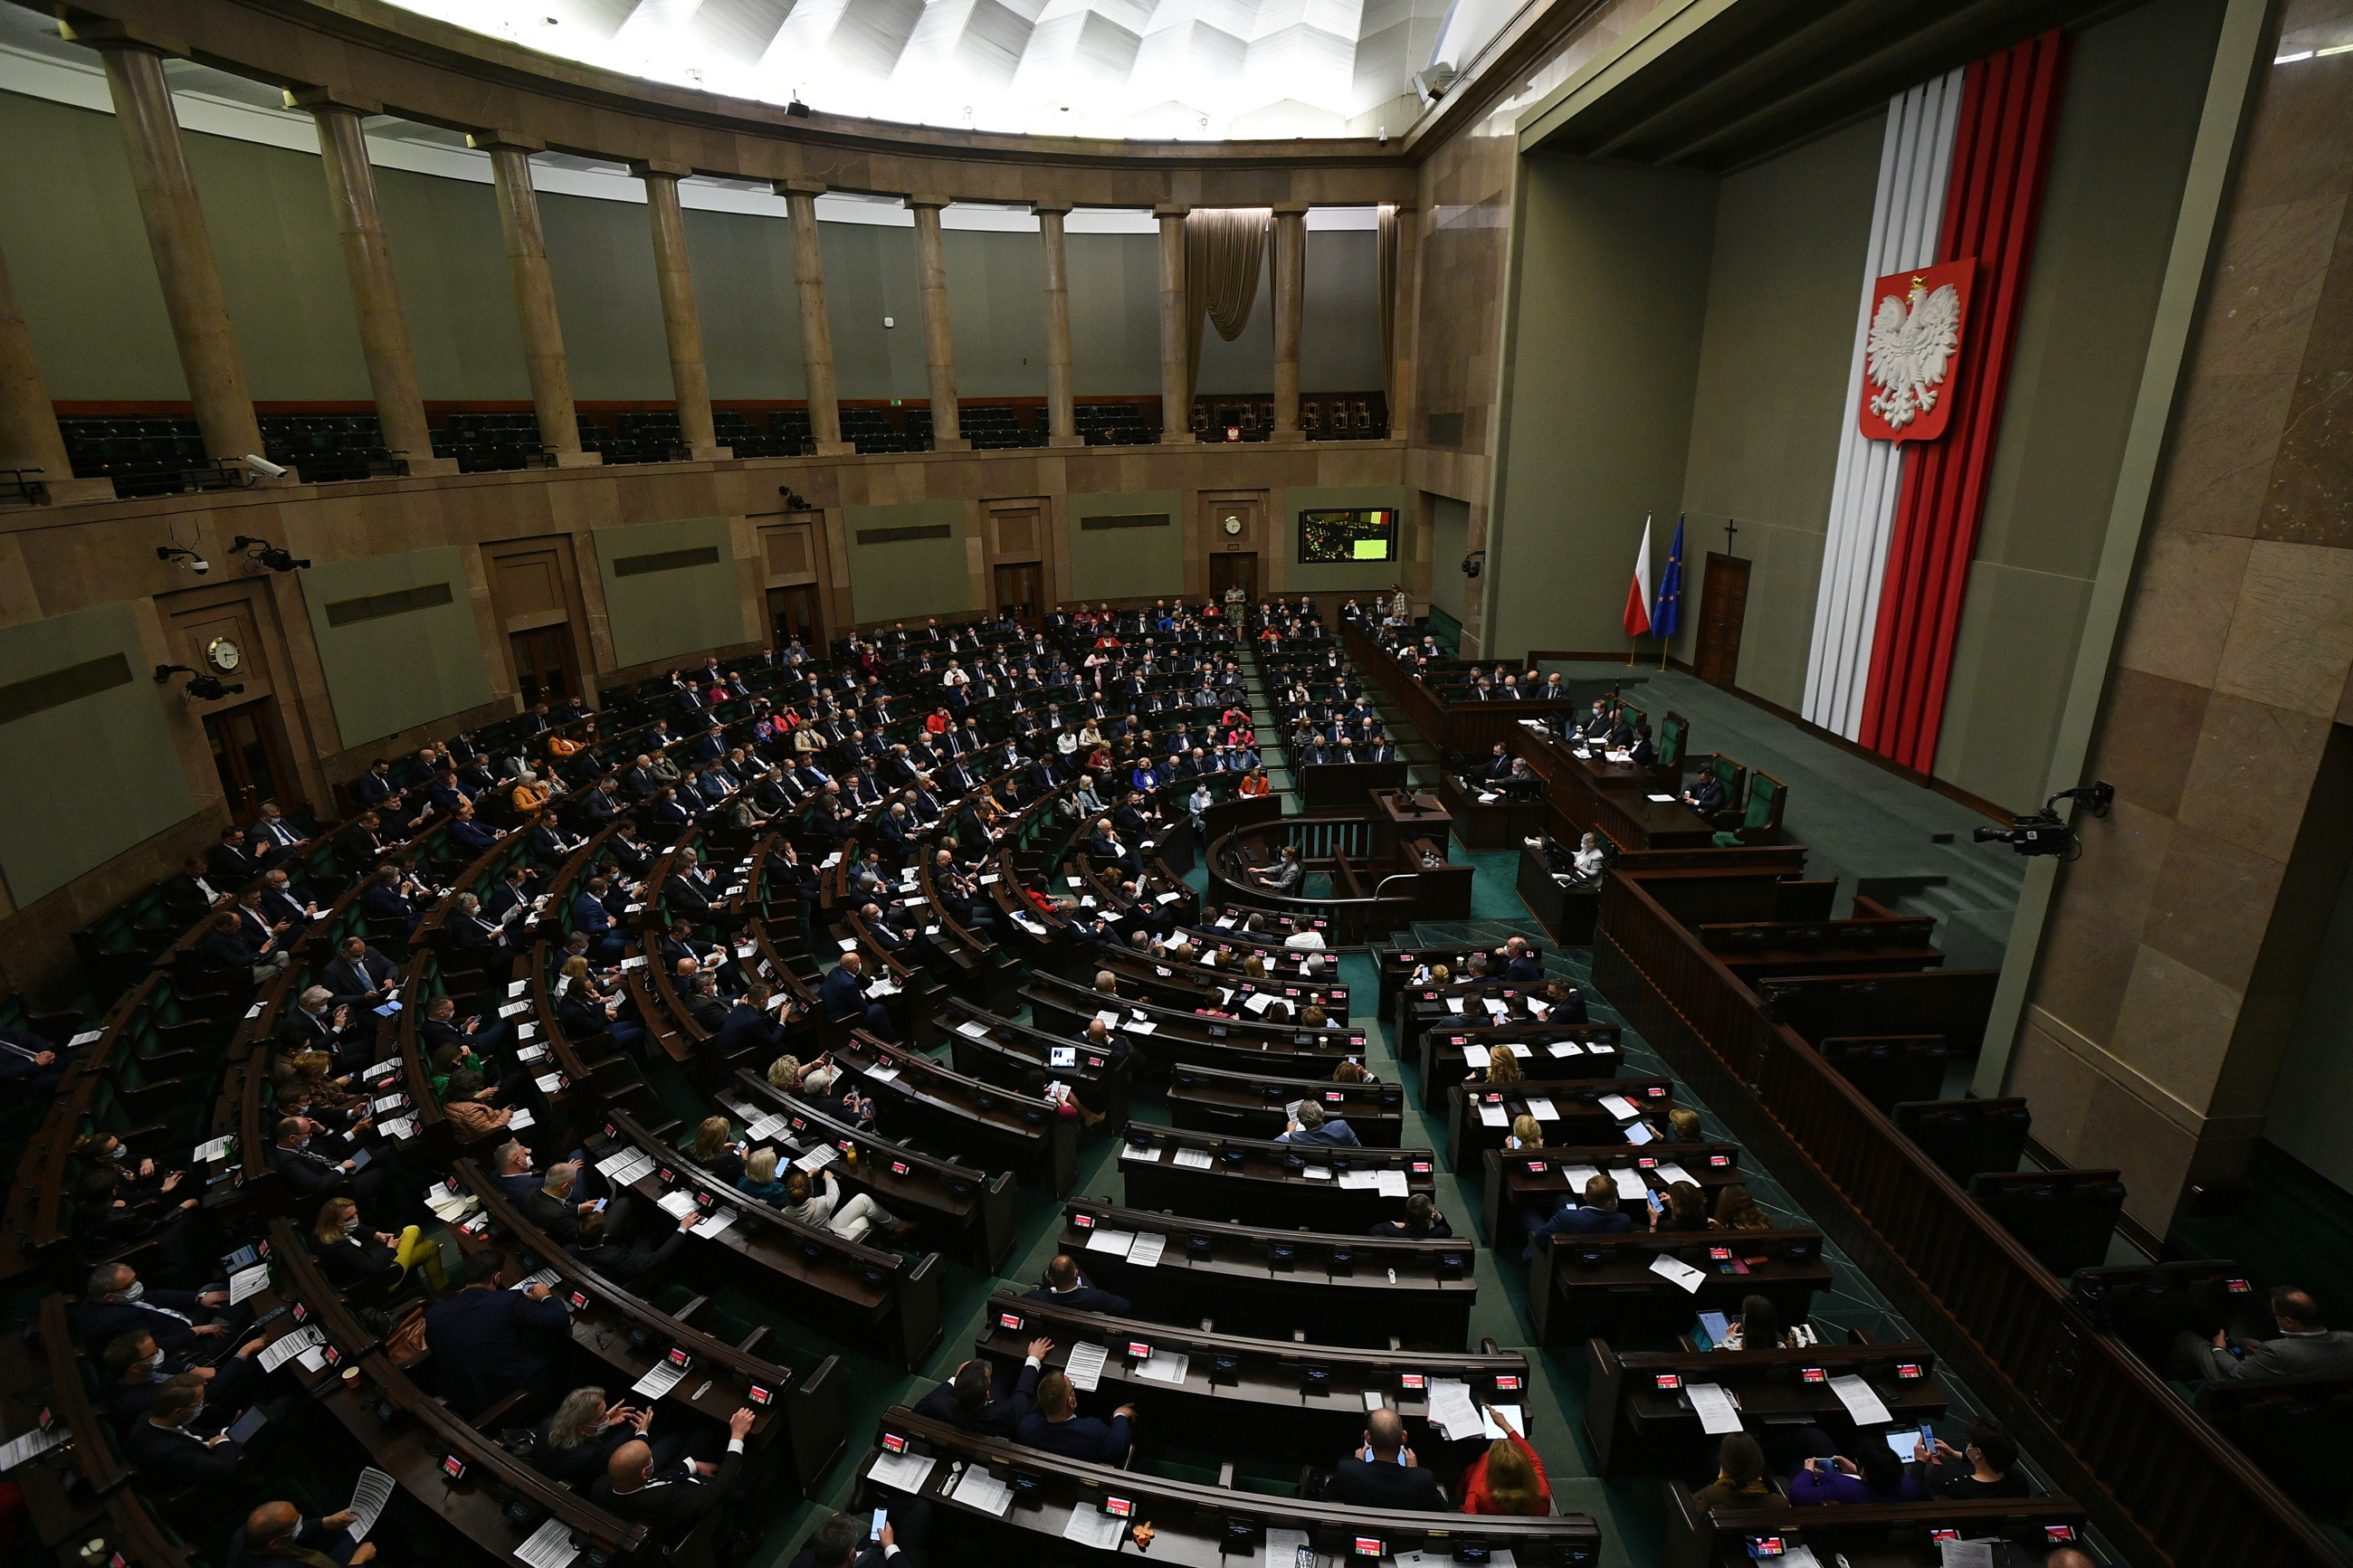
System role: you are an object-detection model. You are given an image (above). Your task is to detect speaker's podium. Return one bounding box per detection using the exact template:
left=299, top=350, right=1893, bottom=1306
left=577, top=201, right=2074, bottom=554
left=1373, top=790, right=1472, bottom=917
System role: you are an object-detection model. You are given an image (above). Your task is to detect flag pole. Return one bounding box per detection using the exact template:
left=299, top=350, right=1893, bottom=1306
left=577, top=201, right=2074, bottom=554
left=1627, top=636, right=1635, bottom=667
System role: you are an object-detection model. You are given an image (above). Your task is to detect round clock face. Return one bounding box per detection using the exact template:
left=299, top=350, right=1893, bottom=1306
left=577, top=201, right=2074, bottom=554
left=1223, top=517, right=1243, bottom=535
left=205, top=635, right=242, bottom=672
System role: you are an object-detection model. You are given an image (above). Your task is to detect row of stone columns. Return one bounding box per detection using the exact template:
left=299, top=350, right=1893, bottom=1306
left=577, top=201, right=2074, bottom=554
left=1, top=19, right=1416, bottom=489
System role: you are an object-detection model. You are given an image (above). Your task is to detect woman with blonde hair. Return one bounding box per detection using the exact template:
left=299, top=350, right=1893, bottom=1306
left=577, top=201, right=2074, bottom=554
left=1458, top=1407, right=1551, bottom=1515
left=767, top=1054, right=805, bottom=1093
left=1504, top=1114, right=1544, bottom=1151
left=510, top=768, right=550, bottom=814
left=779, top=1166, right=913, bottom=1241
left=310, top=1195, right=445, bottom=1291
left=685, top=1116, right=746, bottom=1182
left=1666, top=1106, right=1703, bottom=1141
left=1481, top=1047, right=1524, bottom=1087
left=1242, top=954, right=1266, bottom=979
left=738, top=1145, right=789, bottom=1205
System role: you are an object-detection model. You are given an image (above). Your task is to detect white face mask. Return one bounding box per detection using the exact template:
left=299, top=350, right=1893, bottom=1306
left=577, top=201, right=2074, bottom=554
left=119, top=1281, right=144, bottom=1303
left=340, top=1217, right=361, bottom=1236
left=146, top=1347, right=167, bottom=1373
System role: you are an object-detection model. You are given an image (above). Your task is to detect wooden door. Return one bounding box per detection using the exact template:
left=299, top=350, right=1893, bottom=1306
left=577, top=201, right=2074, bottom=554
left=204, top=698, right=292, bottom=818
left=1694, top=551, right=1751, bottom=689
left=510, top=625, right=579, bottom=706
left=767, top=584, right=822, bottom=649
left=993, top=562, right=1043, bottom=623
left=1209, top=553, right=1258, bottom=602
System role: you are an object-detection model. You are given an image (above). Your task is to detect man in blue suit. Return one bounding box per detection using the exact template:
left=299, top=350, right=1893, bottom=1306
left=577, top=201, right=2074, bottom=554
left=1014, top=1371, right=1134, bottom=1462
left=818, top=952, right=894, bottom=1041
left=0, top=1024, right=65, bottom=1097
left=572, top=875, right=626, bottom=961
left=1521, top=1174, right=1634, bottom=1260
left=447, top=800, right=498, bottom=857
left=1275, top=1103, right=1359, bottom=1146
left=915, top=1335, right=1052, bottom=1438
left=713, top=984, right=790, bottom=1060
left=1499, top=936, right=1543, bottom=983
left=1021, top=1255, right=1129, bottom=1316
left=424, top=1251, right=570, bottom=1415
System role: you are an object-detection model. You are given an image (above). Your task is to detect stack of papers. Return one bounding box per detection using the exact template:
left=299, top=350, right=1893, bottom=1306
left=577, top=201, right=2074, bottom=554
left=951, top=1465, right=1014, bottom=1516
left=1121, top=1143, right=1164, bottom=1162
left=1686, top=1383, right=1744, bottom=1434
left=1134, top=1349, right=1190, bottom=1384
left=1127, top=1233, right=1167, bottom=1268
left=1173, top=1147, right=1214, bottom=1170
left=194, top=1135, right=233, bottom=1162
left=1085, top=1227, right=1137, bottom=1257
left=258, top=1326, right=326, bottom=1372
left=1062, top=1509, right=1125, bottom=1550
left=1263, top=1529, right=1309, bottom=1568
left=228, top=1261, right=272, bottom=1303
left=514, top=1516, right=578, bottom=1568
left=631, top=1359, right=687, bottom=1399
left=955, top=1020, right=992, bottom=1040
left=1374, top=1171, right=1409, bottom=1198
left=1062, top=1342, right=1110, bottom=1392
left=1424, top=1378, right=1482, bottom=1440
left=869, top=1449, right=937, bottom=1494
left=745, top=1114, right=787, bottom=1141
left=793, top=1145, right=840, bottom=1174
left=378, top=1115, right=418, bottom=1141
left=510, top=1267, right=562, bottom=1292
left=655, top=1191, right=700, bottom=1220
left=597, top=1150, right=658, bottom=1186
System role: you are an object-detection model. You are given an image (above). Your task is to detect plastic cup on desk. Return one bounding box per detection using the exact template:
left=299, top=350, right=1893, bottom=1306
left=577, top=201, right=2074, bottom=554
left=341, top=1365, right=363, bottom=1391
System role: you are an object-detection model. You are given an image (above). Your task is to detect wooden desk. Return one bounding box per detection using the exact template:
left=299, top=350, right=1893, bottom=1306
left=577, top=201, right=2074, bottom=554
left=1663, top=1485, right=2089, bottom=1568
left=1021, top=976, right=1370, bottom=1077
left=449, top=1160, right=847, bottom=1494
left=1433, top=773, right=1548, bottom=851
left=1586, top=1339, right=1948, bottom=1476
left=974, top=1290, right=1530, bottom=1468
left=1528, top=1228, right=1831, bottom=1346
left=1481, top=1145, right=1745, bottom=1249
left=1370, top=787, right=1453, bottom=851
left=1057, top=1200, right=1478, bottom=1348
left=940, top=1000, right=1137, bottom=1130
left=856, top=1407, right=1603, bottom=1566
left=1298, top=760, right=1413, bottom=814
left=723, top=1069, right=1017, bottom=1269
left=1166, top=1060, right=1404, bottom=1145
left=1416, top=1027, right=1628, bottom=1113
left=1517, top=838, right=1600, bottom=944
left=1114, top=1123, right=1434, bottom=1230
left=830, top=1031, right=1076, bottom=1195
left=1444, top=1077, right=1676, bottom=1174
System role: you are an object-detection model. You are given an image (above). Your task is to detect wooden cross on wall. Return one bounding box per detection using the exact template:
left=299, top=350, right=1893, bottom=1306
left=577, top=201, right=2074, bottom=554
left=1722, top=518, right=1741, bottom=557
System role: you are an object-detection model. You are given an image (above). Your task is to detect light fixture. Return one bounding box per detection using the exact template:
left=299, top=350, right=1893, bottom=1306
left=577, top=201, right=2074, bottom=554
left=230, top=535, right=310, bottom=573
left=155, top=663, right=243, bottom=702
left=156, top=544, right=209, bottom=575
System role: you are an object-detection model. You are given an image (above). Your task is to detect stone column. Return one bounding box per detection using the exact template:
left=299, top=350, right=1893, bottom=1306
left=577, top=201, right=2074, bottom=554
left=633, top=160, right=729, bottom=461
left=68, top=22, right=264, bottom=467
left=1271, top=203, right=1309, bottom=442
left=470, top=132, right=598, bottom=467
left=293, top=90, right=454, bottom=477
left=0, top=242, right=113, bottom=503
left=1390, top=203, right=1420, bottom=442
left=1034, top=202, right=1079, bottom=448
left=777, top=179, right=850, bottom=456
left=906, top=196, right=966, bottom=451
left=1154, top=204, right=1190, bottom=444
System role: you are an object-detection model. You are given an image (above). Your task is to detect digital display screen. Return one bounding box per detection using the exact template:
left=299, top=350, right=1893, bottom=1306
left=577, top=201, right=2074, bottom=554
left=999, top=1313, right=1024, bottom=1331
left=1654, top=1374, right=1681, bottom=1390
left=1896, top=1363, right=1923, bottom=1380
left=568, top=1291, right=591, bottom=1311
left=667, top=1348, right=694, bottom=1370
left=1799, top=1368, right=1826, bottom=1384
left=1527, top=1162, right=1548, bottom=1174
left=1495, top=1375, right=1521, bottom=1392
left=1745, top=1538, right=1785, bottom=1557
left=1929, top=1530, right=1960, bottom=1544
left=1102, top=1497, right=1134, bottom=1518
left=2226, top=1278, right=2252, bottom=1293
left=1411, top=1162, right=1431, bottom=1174
left=1710, top=1155, right=1731, bottom=1166
left=2043, top=1526, right=2076, bottom=1543
left=1709, top=1248, right=1732, bottom=1261
left=1399, top=1374, right=1424, bottom=1391
left=1074, top=1213, right=1095, bottom=1229
left=881, top=1432, right=908, bottom=1454
left=441, top=1455, right=466, bottom=1480
left=1128, top=1342, right=1153, bottom=1359
left=748, top=1385, right=772, bottom=1406
left=891, top=1161, right=911, bottom=1176
left=1353, top=1538, right=1386, bottom=1557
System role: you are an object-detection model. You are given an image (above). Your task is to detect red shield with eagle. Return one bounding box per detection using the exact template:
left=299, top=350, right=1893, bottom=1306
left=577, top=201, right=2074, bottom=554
left=1858, top=258, right=1974, bottom=443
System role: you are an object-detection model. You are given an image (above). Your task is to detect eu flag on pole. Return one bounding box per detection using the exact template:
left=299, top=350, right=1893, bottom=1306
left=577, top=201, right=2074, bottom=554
left=1652, top=516, right=1686, bottom=641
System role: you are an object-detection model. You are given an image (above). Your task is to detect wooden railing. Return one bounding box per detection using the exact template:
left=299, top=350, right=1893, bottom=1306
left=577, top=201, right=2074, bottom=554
left=1594, top=868, right=2349, bottom=1568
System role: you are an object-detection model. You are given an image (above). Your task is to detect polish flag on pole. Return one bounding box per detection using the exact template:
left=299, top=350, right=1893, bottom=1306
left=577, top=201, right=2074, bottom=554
left=1622, top=516, right=1654, bottom=639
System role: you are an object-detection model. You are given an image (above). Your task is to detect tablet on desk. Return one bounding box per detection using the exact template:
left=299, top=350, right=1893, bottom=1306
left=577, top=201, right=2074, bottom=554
left=1049, top=1047, right=1077, bottom=1069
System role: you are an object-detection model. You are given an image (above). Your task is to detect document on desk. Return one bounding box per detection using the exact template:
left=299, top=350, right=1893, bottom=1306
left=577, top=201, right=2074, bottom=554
left=1829, top=1373, right=1892, bottom=1427
left=514, top=1516, right=578, bottom=1568
left=1613, top=1169, right=1649, bottom=1202
left=1938, top=1543, right=1996, bottom=1568
left=1598, top=1094, right=1640, bottom=1120
left=1481, top=999, right=1510, bottom=1017
left=698, top=1207, right=740, bottom=1240
left=228, top=1261, right=272, bottom=1304
left=1086, top=1226, right=1137, bottom=1257
left=1685, top=1382, right=1745, bottom=1435
left=1524, top=1097, right=1559, bottom=1122
left=1062, top=1506, right=1126, bottom=1551
left=1127, top=1232, right=1167, bottom=1269
left=1135, top=1349, right=1190, bottom=1384
left=863, top=1063, right=902, bottom=1084
left=793, top=1144, right=840, bottom=1174
left=951, top=1464, right=1014, bottom=1517
left=1374, top=1171, right=1409, bottom=1198
left=1062, top=1341, right=1110, bottom=1392
left=869, top=1449, right=937, bottom=1494
left=258, top=1325, right=325, bottom=1373
left=655, top=1190, right=700, bottom=1220
left=1424, top=1378, right=1482, bottom=1440
left=510, top=1266, right=562, bottom=1293
left=1263, top=1528, right=1310, bottom=1568
left=745, top=1113, right=787, bottom=1141
left=345, top=1466, right=395, bottom=1542
left=1459, top=1043, right=1491, bottom=1069
left=1173, top=1146, right=1215, bottom=1170
left=1444, top=997, right=1465, bottom=1014
left=1121, top=1142, right=1163, bottom=1162
left=1646, top=793, right=1678, bottom=803
left=1559, top=1164, right=1602, bottom=1188
left=1649, top=1253, right=1708, bottom=1293
left=0, top=1421, right=66, bottom=1475
left=1546, top=1041, right=1584, bottom=1058
left=195, top=1134, right=234, bottom=1162
left=1243, top=992, right=1277, bottom=1014
left=597, top=1150, right=656, bottom=1184
left=1653, top=1162, right=1696, bottom=1186
left=1337, top=1170, right=1380, bottom=1189
left=508, top=1107, right=537, bottom=1132
left=1301, top=1164, right=1334, bottom=1180
left=1477, top=1103, right=1509, bottom=1127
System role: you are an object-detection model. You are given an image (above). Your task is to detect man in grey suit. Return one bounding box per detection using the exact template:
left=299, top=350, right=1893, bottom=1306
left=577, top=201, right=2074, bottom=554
left=2174, top=1288, right=2353, bottom=1381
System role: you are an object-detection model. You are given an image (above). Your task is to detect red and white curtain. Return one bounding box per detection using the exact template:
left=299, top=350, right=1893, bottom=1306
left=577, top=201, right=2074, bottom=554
left=1803, top=32, right=2070, bottom=772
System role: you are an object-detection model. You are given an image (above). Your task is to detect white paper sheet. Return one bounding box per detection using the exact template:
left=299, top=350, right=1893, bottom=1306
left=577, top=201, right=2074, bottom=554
left=1524, top=1098, right=1558, bottom=1122
left=1829, top=1373, right=1892, bottom=1427
left=1134, top=1350, right=1189, bottom=1384
left=508, top=1108, right=537, bottom=1131
left=1613, top=1169, right=1649, bottom=1202
left=1121, top=1143, right=1163, bottom=1163
left=1375, top=1171, right=1408, bottom=1198
left=345, top=1466, right=395, bottom=1542
left=0, top=1422, right=67, bottom=1474
left=1649, top=1253, right=1707, bottom=1293
left=794, top=1145, right=839, bottom=1174
left=868, top=1450, right=937, bottom=1494
left=227, top=1262, right=272, bottom=1304
left=951, top=1465, right=1014, bottom=1516
left=1300, top=1164, right=1334, bottom=1181
left=1476, top=1104, right=1509, bottom=1127
left=1337, top=1170, right=1379, bottom=1189
left=1560, top=1164, right=1602, bottom=1189
left=1086, top=1227, right=1137, bottom=1257
left=1062, top=1342, right=1110, bottom=1392
left=1686, top=1382, right=1744, bottom=1435
left=258, top=1326, right=324, bottom=1372
left=1062, top=1506, right=1126, bottom=1551
left=380, top=1113, right=417, bottom=1139
left=1598, top=1094, right=1640, bottom=1120
left=1263, top=1528, right=1309, bottom=1568
left=1653, top=1162, right=1697, bottom=1186
left=1127, top=1232, right=1167, bottom=1269
left=698, top=1208, right=739, bottom=1240
left=1425, top=1378, right=1481, bottom=1441
left=1173, top=1147, right=1214, bottom=1170
left=1459, top=1044, right=1491, bottom=1069
left=1444, top=998, right=1465, bottom=1014
left=195, top=1135, right=233, bottom=1162
left=1481, top=1404, right=1524, bottom=1441
left=956, top=1020, right=991, bottom=1040
left=655, top=1190, right=699, bottom=1219
left=1546, top=1041, right=1584, bottom=1058
left=514, top=1516, right=578, bottom=1568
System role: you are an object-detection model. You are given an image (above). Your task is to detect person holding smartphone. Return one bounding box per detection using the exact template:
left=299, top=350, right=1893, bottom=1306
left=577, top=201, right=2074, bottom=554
left=1787, top=1443, right=1926, bottom=1505
left=1915, top=1416, right=2029, bottom=1499
left=785, top=1499, right=932, bottom=1568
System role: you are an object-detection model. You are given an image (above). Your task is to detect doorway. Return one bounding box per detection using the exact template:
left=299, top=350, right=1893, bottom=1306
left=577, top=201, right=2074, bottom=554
left=1694, top=552, right=1751, bottom=689
left=510, top=625, right=579, bottom=707
left=1210, top=553, right=1259, bottom=603
left=205, top=698, right=293, bottom=819
left=767, top=584, right=822, bottom=650
left=994, top=562, right=1043, bottom=624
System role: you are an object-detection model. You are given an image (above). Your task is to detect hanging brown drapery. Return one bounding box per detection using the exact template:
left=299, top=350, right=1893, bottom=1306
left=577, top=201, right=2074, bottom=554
left=1185, top=208, right=1268, bottom=406
left=1377, top=204, right=1399, bottom=416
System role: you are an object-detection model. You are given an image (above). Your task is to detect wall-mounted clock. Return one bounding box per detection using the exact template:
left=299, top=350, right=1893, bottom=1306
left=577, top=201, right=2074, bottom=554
left=205, top=635, right=243, bottom=673
left=1223, top=516, right=1243, bottom=535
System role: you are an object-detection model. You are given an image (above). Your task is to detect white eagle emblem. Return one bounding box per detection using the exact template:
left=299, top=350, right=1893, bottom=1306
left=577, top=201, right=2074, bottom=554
left=1865, top=278, right=1962, bottom=432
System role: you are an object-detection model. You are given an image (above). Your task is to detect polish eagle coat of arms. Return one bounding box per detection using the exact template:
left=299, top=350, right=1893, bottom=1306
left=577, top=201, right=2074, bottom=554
left=1857, top=258, right=1974, bottom=443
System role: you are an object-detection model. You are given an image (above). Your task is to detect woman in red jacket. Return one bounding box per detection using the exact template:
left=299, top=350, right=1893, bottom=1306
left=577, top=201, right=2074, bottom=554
left=1458, top=1409, right=1551, bottom=1516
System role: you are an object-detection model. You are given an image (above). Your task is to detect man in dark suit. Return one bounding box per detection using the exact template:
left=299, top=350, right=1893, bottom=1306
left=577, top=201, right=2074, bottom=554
left=569, top=1193, right=700, bottom=1279
left=358, top=867, right=421, bottom=935
left=208, top=827, right=261, bottom=886
left=712, top=984, right=787, bottom=1060
left=322, top=936, right=398, bottom=1008
left=1021, top=1254, right=1129, bottom=1315
left=424, top=1251, right=571, bottom=1415
left=1521, top=1174, right=1634, bottom=1260
left=1014, top=1371, right=1134, bottom=1463
left=274, top=985, right=356, bottom=1064
left=591, top=1407, right=757, bottom=1528
left=79, top=1264, right=233, bottom=1355
left=915, top=1338, right=1051, bottom=1438
left=818, top=952, right=894, bottom=1041
left=0, top=1024, right=65, bottom=1096
left=1324, top=1408, right=1446, bottom=1508
left=1498, top=936, right=1543, bottom=984
left=126, top=1375, right=244, bottom=1490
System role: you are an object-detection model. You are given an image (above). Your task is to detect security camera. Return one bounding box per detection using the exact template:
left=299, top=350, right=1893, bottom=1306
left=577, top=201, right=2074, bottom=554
left=243, top=453, right=287, bottom=479
left=153, top=664, right=243, bottom=702
left=1973, top=782, right=2115, bottom=860
left=1461, top=550, right=1485, bottom=580
left=231, top=535, right=310, bottom=572
left=156, top=545, right=209, bottom=575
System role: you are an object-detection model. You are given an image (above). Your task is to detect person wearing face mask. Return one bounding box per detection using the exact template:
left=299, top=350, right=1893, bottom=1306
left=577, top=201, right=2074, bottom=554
left=78, top=1263, right=234, bottom=1355
left=310, top=1197, right=446, bottom=1293
left=100, top=1326, right=266, bottom=1430
left=268, top=1115, right=409, bottom=1218
left=127, top=1373, right=246, bottom=1488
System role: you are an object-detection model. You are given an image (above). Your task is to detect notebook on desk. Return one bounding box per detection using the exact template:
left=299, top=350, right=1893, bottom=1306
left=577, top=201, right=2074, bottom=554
left=1696, top=1310, right=1730, bottom=1349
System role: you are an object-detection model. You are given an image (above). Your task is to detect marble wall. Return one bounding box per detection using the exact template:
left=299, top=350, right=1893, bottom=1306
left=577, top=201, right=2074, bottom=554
left=2008, top=0, right=2353, bottom=1230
